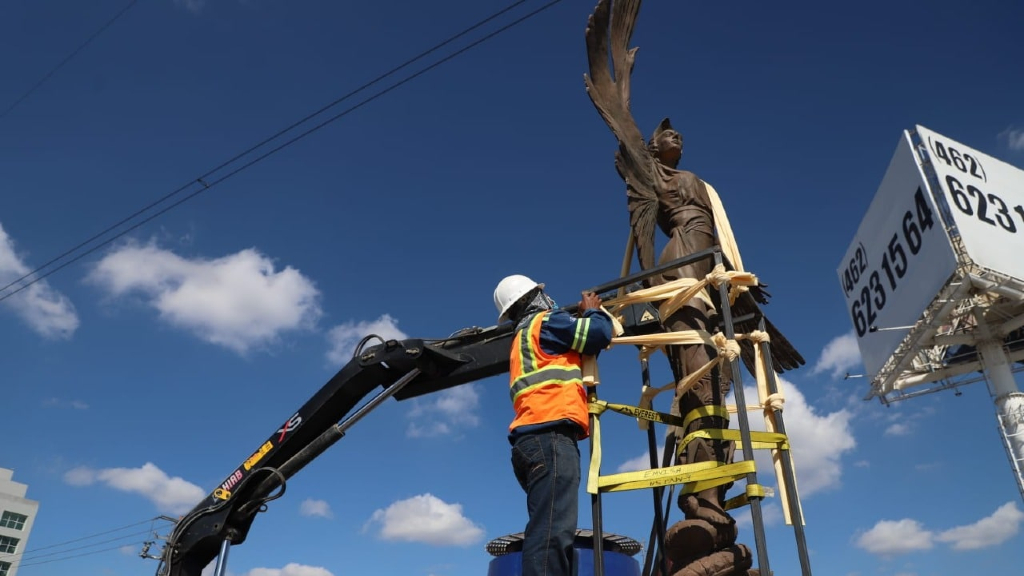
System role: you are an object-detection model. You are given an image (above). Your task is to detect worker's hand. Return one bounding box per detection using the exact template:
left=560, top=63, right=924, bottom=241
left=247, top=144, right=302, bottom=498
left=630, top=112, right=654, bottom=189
left=578, top=291, right=601, bottom=313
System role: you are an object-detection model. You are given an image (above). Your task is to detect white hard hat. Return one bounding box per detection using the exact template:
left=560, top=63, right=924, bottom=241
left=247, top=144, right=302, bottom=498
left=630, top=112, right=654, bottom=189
left=494, top=274, right=544, bottom=323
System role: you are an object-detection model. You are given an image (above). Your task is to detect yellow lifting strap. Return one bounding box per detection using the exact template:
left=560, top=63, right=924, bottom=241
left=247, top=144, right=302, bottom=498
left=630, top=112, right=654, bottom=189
left=675, top=428, right=790, bottom=456
left=682, top=404, right=731, bottom=430
left=596, top=460, right=755, bottom=494
left=723, top=483, right=769, bottom=512
left=590, top=399, right=687, bottom=428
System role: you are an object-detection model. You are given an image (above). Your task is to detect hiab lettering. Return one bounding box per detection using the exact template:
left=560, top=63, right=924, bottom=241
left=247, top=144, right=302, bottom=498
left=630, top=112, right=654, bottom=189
left=220, top=469, right=243, bottom=493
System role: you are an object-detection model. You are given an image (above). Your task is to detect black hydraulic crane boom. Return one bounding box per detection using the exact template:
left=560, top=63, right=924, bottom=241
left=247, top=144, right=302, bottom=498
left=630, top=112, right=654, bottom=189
left=158, top=324, right=516, bottom=576
left=157, top=254, right=733, bottom=576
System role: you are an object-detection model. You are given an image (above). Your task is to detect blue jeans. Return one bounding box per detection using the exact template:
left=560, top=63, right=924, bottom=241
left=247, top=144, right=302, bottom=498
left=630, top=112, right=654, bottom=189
left=511, top=426, right=580, bottom=576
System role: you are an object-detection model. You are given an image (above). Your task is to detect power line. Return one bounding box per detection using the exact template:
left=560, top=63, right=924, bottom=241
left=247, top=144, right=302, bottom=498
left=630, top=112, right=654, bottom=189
left=3, top=528, right=154, bottom=564
left=0, top=0, right=139, bottom=120
left=0, top=516, right=169, bottom=560
left=0, top=0, right=564, bottom=304
left=15, top=541, right=147, bottom=569
left=0, top=0, right=529, bottom=299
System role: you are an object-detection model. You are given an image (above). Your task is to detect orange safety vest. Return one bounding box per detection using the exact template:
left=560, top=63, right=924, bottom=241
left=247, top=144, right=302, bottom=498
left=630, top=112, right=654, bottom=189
left=508, top=311, right=588, bottom=437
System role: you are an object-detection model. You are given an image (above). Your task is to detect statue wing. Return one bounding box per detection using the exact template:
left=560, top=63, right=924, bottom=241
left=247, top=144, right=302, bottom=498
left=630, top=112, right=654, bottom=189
left=585, top=0, right=658, bottom=271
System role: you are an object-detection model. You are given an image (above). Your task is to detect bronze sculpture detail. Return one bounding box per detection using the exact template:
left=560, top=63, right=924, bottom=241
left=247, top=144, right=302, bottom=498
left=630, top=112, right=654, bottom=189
left=584, top=1, right=805, bottom=575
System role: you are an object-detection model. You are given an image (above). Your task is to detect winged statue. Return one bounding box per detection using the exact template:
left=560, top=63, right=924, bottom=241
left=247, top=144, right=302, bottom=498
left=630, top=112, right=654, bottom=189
left=583, top=0, right=804, bottom=375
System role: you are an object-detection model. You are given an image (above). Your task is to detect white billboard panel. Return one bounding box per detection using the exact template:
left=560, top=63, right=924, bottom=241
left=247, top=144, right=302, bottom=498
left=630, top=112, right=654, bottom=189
left=916, top=125, right=1024, bottom=281
left=838, top=132, right=957, bottom=376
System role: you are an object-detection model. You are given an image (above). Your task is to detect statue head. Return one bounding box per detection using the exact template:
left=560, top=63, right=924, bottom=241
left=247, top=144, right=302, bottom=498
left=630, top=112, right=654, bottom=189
left=648, top=117, right=682, bottom=168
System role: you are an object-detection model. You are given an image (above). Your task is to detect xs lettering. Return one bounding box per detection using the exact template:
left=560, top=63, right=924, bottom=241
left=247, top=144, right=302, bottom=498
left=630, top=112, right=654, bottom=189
left=277, top=412, right=303, bottom=440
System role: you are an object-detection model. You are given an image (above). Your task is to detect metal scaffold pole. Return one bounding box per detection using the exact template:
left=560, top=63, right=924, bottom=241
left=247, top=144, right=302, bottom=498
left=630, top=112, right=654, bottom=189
left=758, top=317, right=813, bottom=576
left=714, top=252, right=771, bottom=574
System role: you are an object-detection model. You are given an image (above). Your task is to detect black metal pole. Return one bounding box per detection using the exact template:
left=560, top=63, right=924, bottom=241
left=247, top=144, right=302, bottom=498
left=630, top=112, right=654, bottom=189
left=583, top=247, right=721, bottom=299
left=639, top=358, right=669, bottom=576
left=757, top=317, right=813, bottom=576
left=643, top=430, right=677, bottom=576
left=588, top=386, right=605, bottom=576
left=713, top=251, right=771, bottom=574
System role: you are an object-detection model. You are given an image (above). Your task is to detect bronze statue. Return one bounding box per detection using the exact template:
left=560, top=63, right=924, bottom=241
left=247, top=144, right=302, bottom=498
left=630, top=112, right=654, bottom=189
left=584, top=1, right=804, bottom=574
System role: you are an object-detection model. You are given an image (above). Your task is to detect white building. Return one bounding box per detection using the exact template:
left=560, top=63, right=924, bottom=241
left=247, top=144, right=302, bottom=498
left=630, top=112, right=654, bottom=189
left=0, top=469, right=38, bottom=576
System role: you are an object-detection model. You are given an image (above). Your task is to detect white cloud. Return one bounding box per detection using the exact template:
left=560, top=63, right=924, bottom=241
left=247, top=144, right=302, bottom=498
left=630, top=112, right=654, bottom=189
left=935, top=502, right=1024, bottom=550
left=616, top=444, right=666, bottom=473
left=1001, top=127, right=1024, bottom=152
left=243, top=564, right=334, bottom=576
left=299, top=498, right=333, bottom=519
left=325, top=314, right=407, bottom=365
left=745, top=378, right=856, bottom=496
left=812, top=331, right=861, bottom=378
left=119, top=545, right=137, bottom=556
left=856, top=502, right=1024, bottom=557
left=407, top=384, right=481, bottom=438
left=884, top=423, right=911, bottom=436
left=89, top=242, right=320, bottom=354
left=63, top=462, right=205, bottom=514
left=0, top=222, right=79, bottom=338
left=855, top=518, right=934, bottom=556
left=364, top=493, right=484, bottom=546
left=732, top=502, right=784, bottom=529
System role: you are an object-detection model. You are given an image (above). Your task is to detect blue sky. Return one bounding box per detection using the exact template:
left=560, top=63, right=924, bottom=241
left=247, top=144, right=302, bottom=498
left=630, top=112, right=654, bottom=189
left=2, top=1, right=1024, bottom=576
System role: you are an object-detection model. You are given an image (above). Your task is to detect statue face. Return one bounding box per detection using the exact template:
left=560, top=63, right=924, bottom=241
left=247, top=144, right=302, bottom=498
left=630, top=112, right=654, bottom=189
left=655, top=130, right=682, bottom=164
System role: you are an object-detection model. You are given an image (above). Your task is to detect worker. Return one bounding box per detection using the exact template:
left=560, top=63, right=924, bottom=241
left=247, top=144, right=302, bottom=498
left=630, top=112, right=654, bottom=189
left=493, top=274, right=614, bottom=576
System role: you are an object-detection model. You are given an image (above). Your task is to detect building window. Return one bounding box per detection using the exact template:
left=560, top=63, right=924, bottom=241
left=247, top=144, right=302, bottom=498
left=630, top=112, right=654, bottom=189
left=0, top=560, right=10, bottom=576
left=0, top=512, right=26, bottom=531
left=0, top=536, right=17, bottom=554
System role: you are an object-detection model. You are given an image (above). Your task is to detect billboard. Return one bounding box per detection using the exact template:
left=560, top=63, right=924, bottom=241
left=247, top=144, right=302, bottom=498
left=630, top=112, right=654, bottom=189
left=916, top=125, right=1024, bottom=282
left=838, top=131, right=957, bottom=376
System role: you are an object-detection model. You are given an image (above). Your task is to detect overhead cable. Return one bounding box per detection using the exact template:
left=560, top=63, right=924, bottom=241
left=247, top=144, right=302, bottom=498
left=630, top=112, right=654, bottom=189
left=0, top=0, right=563, bottom=303
left=0, top=0, right=140, bottom=120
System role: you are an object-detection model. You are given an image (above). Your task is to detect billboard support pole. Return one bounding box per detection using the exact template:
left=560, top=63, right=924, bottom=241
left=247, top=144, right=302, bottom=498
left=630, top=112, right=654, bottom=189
left=976, top=312, right=1024, bottom=503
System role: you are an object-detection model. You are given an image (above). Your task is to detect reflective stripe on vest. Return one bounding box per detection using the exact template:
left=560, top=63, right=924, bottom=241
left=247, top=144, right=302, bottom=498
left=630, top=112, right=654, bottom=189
left=509, top=312, right=583, bottom=403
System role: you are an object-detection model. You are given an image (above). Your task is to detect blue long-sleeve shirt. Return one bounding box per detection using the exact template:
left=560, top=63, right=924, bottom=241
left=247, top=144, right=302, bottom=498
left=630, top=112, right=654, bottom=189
left=525, top=308, right=614, bottom=357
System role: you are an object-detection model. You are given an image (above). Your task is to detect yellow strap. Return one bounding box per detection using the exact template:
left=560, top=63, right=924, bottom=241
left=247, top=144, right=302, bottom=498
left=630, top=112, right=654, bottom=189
left=682, top=405, right=730, bottom=431
left=586, top=392, right=603, bottom=494
left=597, top=460, right=754, bottom=493
left=591, top=399, right=687, bottom=428
left=637, top=382, right=676, bottom=430
left=722, top=483, right=769, bottom=512
left=676, top=429, right=789, bottom=457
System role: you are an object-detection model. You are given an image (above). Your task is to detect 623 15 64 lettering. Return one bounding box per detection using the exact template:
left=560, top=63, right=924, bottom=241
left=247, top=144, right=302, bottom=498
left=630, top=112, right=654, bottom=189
left=848, top=188, right=935, bottom=337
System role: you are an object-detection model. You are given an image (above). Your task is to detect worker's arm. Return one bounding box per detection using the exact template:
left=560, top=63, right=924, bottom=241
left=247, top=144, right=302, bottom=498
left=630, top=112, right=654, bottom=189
left=539, top=308, right=613, bottom=355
